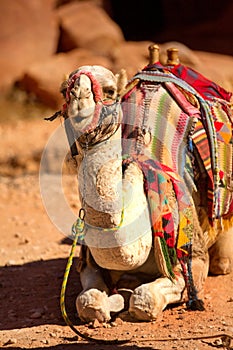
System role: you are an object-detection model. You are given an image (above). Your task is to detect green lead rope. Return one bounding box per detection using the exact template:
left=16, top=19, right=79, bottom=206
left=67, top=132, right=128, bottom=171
left=60, top=209, right=85, bottom=331
left=59, top=208, right=130, bottom=345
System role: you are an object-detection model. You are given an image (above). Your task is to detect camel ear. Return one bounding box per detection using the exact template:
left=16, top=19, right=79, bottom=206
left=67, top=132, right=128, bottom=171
left=60, top=74, right=69, bottom=99
left=115, top=69, right=128, bottom=97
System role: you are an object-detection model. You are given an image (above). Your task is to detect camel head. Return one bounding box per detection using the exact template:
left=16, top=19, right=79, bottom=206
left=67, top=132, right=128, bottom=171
left=61, top=65, right=127, bottom=151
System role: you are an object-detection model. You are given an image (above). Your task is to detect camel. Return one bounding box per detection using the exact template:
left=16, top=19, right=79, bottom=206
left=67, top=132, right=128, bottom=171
left=58, top=45, right=233, bottom=323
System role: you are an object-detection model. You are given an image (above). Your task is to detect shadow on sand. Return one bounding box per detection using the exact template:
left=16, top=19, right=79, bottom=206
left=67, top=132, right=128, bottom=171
left=1, top=256, right=81, bottom=331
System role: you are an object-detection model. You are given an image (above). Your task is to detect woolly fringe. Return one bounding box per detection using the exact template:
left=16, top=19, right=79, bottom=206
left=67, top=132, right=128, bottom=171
left=154, top=236, right=175, bottom=280
left=187, top=298, right=205, bottom=311
left=202, top=214, right=233, bottom=249
left=220, top=215, right=233, bottom=231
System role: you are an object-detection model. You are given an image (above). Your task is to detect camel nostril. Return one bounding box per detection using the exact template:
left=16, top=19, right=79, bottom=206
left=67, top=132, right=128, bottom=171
left=71, top=89, right=76, bottom=97
left=85, top=91, right=91, bottom=98
left=79, top=89, right=92, bottom=99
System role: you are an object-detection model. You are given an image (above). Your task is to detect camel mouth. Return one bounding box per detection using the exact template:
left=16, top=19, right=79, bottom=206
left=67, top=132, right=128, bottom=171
left=69, top=105, right=96, bottom=122
left=77, top=106, right=95, bottom=119
left=69, top=111, right=95, bottom=135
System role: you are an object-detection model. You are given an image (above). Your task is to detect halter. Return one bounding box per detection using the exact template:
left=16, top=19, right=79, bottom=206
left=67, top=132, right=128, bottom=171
left=65, top=70, right=103, bottom=104
left=63, top=70, right=121, bottom=154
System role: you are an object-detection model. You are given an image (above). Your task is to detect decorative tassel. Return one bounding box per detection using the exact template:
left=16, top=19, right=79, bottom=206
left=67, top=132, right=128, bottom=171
left=187, top=298, right=205, bottom=311
left=160, top=237, right=175, bottom=280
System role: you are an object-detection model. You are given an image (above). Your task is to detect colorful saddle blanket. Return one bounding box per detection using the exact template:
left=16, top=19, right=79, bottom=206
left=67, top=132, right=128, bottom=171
left=168, top=64, right=233, bottom=219
left=123, top=66, right=233, bottom=221
left=121, top=66, right=233, bottom=307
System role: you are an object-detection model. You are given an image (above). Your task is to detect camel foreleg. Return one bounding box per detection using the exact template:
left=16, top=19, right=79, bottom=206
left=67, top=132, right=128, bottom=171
left=76, top=247, right=124, bottom=322
left=129, top=273, right=185, bottom=321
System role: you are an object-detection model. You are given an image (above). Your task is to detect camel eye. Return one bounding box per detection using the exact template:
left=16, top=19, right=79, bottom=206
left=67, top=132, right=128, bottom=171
left=103, top=87, right=116, bottom=98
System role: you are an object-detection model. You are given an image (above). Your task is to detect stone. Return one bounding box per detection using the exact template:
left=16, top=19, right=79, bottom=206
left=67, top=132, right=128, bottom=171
left=20, top=49, right=112, bottom=108
left=112, top=41, right=152, bottom=79
left=193, top=51, right=233, bottom=93
left=56, top=1, right=124, bottom=56
left=0, top=0, right=58, bottom=92
left=3, top=338, right=17, bottom=346
left=30, top=311, right=42, bottom=319
left=159, top=41, right=201, bottom=66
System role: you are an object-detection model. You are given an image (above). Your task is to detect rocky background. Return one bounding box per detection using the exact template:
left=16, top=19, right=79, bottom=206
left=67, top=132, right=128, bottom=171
left=0, top=0, right=233, bottom=110
left=0, top=2, right=233, bottom=349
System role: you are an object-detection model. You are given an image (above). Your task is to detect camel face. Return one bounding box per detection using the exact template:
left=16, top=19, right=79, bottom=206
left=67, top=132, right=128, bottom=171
left=68, top=74, right=95, bottom=119
left=63, top=65, right=122, bottom=145
left=58, top=54, right=233, bottom=323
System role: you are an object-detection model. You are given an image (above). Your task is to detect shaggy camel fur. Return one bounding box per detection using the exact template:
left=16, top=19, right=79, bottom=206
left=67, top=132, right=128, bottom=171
left=59, top=64, right=233, bottom=323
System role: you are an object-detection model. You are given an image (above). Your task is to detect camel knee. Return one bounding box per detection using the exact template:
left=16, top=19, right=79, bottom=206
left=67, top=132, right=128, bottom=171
left=209, top=257, right=232, bottom=275
left=129, top=276, right=185, bottom=321
left=209, top=230, right=233, bottom=275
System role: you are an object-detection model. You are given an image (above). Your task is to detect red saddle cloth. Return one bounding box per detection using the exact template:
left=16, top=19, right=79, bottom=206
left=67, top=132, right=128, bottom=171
left=168, top=64, right=232, bottom=102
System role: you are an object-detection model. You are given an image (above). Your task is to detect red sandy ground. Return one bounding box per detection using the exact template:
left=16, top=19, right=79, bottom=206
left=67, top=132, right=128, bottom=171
left=0, top=99, right=232, bottom=350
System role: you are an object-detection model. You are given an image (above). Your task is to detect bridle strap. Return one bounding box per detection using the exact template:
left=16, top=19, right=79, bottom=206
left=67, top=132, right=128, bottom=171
left=64, top=116, right=79, bottom=157
left=46, top=71, right=120, bottom=157
left=66, top=70, right=103, bottom=104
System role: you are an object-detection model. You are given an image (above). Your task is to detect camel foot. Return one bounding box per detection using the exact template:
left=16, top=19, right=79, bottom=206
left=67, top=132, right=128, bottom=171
left=129, top=285, right=166, bottom=321
left=76, top=289, right=124, bottom=322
